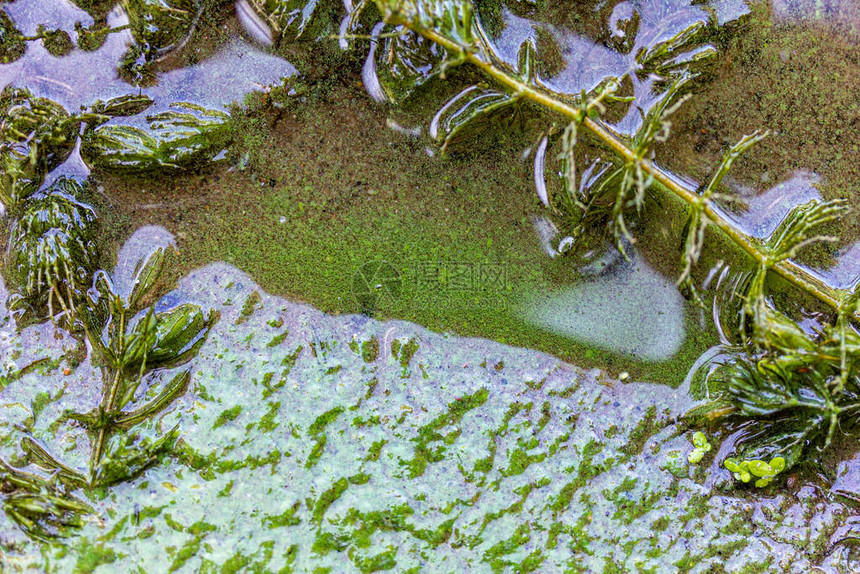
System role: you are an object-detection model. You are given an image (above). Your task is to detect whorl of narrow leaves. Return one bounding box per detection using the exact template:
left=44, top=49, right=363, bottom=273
left=0, top=459, right=92, bottom=541
left=8, top=178, right=99, bottom=319
left=764, top=198, right=848, bottom=263
left=375, top=0, right=479, bottom=51
left=678, top=131, right=768, bottom=303
left=82, top=102, right=231, bottom=171
left=0, top=92, right=218, bottom=539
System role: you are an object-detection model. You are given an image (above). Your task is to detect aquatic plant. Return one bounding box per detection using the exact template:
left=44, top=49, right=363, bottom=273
left=0, top=89, right=155, bottom=322
left=246, top=0, right=327, bottom=42
left=0, top=459, right=92, bottom=541
left=0, top=9, right=25, bottom=63
left=59, top=239, right=215, bottom=485
left=119, top=0, right=201, bottom=83
left=0, top=88, right=154, bottom=211
left=82, top=102, right=232, bottom=171
left=0, top=85, right=217, bottom=540
left=2, top=235, right=216, bottom=504
left=6, top=178, right=99, bottom=321
left=366, top=0, right=860, bottom=483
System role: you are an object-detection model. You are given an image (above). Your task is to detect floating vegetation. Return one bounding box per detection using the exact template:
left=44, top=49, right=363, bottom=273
left=0, top=459, right=93, bottom=542
left=82, top=103, right=232, bottom=172
left=0, top=9, right=25, bottom=64
left=247, top=0, right=325, bottom=43
left=57, top=235, right=216, bottom=485
left=1, top=0, right=860, bottom=559
left=0, top=77, right=216, bottom=540
left=7, top=177, right=99, bottom=321
left=120, top=0, right=201, bottom=84
left=367, top=0, right=860, bottom=484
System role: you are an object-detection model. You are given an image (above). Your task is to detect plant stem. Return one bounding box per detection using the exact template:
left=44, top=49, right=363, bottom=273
left=392, top=20, right=855, bottom=320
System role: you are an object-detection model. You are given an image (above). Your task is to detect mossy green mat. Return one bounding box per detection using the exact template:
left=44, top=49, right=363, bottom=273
left=1, top=240, right=855, bottom=572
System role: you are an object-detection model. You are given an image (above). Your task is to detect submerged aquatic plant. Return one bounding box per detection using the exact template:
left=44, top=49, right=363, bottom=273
left=0, top=232, right=216, bottom=540
left=0, top=86, right=217, bottom=539
left=53, top=239, right=215, bottom=485
left=365, top=0, right=860, bottom=483
left=82, top=102, right=232, bottom=171
left=0, top=459, right=92, bottom=541
left=7, top=178, right=99, bottom=321
left=119, top=0, right=201, bottom=83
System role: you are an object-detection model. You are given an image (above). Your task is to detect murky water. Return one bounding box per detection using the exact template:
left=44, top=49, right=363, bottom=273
left=3, top=0, right=860, bottom=570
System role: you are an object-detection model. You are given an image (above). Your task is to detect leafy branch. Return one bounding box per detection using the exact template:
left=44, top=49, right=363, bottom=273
left=372, top=0, right=854, bottom=322
left=369, top=0, right=860, bottom=483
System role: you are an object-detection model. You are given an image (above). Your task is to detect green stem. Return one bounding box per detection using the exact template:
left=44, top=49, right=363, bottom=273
left=91, top=311, right=127, bottom=478
left=393, top=19, right=855, bottom=320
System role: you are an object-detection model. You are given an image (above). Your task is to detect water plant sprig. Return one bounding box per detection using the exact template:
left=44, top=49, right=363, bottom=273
left=0, top=90, right=218, bottom=539
left=369, top=0, right=860, bottom=482
left=371, top=0, right=853, bottom=321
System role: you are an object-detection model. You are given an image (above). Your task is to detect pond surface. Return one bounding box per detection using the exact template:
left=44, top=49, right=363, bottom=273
left=2, top=0, right=860, bottom=571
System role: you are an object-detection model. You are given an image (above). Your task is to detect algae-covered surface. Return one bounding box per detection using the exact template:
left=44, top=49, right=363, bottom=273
left=3, top=0, right=860, bottom=571
left=3, top=248, right=860, bottom=572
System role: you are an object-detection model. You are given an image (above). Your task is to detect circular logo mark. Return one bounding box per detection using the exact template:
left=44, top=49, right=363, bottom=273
left=352, top=260, right=402, bottom=313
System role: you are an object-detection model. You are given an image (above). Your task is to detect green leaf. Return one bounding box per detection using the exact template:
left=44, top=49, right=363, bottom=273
left=38, top=26, right=75, bottom=57
left=122, top=308, right=159, bottom=370
left=20, top=437, right=89, bottom=488
left=9, top=178, right=99, bottom=316
left=245, top=0, right=324, bottom=42
left=636, top=20, right=713, bottom=80
left=90, top=94, right=155, bottom=118
left=82, top=103, right=231, bottom=172
left=376, top=28, right=446, bottom=103
left=146, top=303, right=212, bottom=367
left=429, top=85, right=516, bottom=152
left=127, top=246, right=167, bottom=309
left=765, top=198, right=848, bottom=263
left=745, top=460, right=773, bottom=478
left=122, top=0, right=200, bottom=61
left=81, top=125, right=164, bottom=169
left=115, top=370, right=191, bottom=428
left=93, top=421, right=180, bottom=486
left=375, top=0, right=479, bottom=50
left=687, top=448, right=704, bottom=464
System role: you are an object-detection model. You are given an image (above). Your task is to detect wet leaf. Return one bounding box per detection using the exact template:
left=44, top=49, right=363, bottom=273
left=116, top=370, right=191, bottom=427
left=0, top=88, right=83, bottom=207
left=122, top=0, right=200, bottom=61
left=122, top=308, right=158, bottom=366
left=635, top=19, right=714, bottom=81
left=93, top=421, right=180, bottom=486
left=38, top=26, right=75, bottom=57
left=376, top=28, right=446, bottom=103
left=429, top=85, right=516, bottom=152
left=375, top=0, right=480, bottom=51
left=82, top=103, right=231, bottom=171
left=246, top=0, right=326, bottom=42
left=8, top=178, right=99, bottom=317
left=127, top=245, right=167, bottom=308
left=74, top=21, right=110, bottom=52
left=0, top=465, right=89, bottom=539
left=764, top=198, right=848, bottom=263
left=145, top=303, right=212, bottom=368
left=90, top=94, right=155, bottom=118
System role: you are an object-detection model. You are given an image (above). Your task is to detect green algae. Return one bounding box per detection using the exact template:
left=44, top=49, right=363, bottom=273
left=2, top=0, right=860, bottom=571
left=97, top=81, right=715, bottom=387
left=10, top=263, right=828, bottom=571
